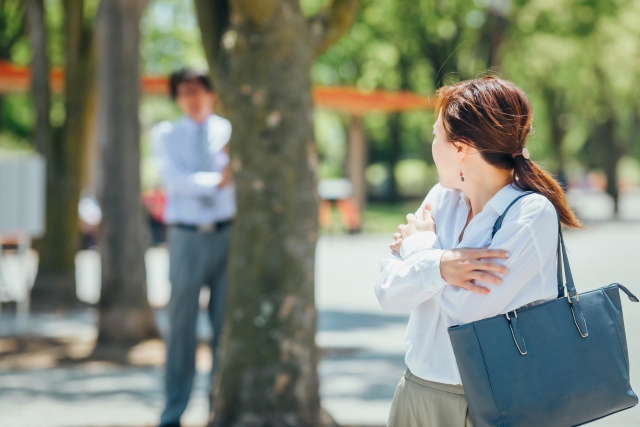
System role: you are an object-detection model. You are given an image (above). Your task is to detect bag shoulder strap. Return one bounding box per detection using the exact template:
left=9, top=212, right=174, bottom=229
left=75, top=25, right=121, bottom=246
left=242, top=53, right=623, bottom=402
left=491, top=191, right=575, bottom=300
left=491, top=192, right=534, bottom=238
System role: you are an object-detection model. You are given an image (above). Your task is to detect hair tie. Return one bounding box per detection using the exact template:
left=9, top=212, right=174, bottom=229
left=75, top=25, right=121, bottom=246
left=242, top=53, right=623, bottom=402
left=512, top=147, right=530, bottom=160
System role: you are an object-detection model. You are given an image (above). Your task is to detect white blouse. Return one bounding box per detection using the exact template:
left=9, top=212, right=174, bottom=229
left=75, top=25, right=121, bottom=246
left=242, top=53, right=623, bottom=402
left=374, top=183, right=560, bottom=385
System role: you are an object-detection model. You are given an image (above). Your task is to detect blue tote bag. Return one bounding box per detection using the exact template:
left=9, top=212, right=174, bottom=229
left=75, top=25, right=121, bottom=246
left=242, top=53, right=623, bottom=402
left=448, top=193, right=638, bottom=427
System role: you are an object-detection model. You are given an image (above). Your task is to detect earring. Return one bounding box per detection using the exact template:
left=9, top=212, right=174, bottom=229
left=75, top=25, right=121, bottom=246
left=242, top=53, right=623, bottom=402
left=460, top=166, right=465, bottom=182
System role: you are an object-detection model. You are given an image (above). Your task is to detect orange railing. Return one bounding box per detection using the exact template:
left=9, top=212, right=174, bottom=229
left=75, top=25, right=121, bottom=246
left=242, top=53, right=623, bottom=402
left=0, top=61, right=435, bottom=113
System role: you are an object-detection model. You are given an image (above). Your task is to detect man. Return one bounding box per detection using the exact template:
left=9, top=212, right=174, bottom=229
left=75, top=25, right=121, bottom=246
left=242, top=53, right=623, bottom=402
left=152, top=69, right=234, bottom=427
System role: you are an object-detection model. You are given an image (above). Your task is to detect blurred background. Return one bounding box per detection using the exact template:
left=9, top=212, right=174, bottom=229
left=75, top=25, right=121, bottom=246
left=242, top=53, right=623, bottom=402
left=0, top=0, right=639, bottom=426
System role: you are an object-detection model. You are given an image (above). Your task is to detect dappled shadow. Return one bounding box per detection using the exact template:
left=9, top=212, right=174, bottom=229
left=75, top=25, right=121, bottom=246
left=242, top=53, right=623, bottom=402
left=320, top=350, right=407, bottom=401
left=0, top=365, right=210, bottom=406
left=318, top=310, right=408, bottom=332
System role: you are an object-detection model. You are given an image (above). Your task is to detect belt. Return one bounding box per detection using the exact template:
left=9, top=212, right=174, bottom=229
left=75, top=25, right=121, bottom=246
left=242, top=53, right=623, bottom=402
left=172, top=220, right=233, bottom=233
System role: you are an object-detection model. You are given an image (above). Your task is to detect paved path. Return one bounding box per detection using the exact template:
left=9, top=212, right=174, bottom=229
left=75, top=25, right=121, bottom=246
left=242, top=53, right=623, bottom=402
left=1, top=221, right=640, bottom=426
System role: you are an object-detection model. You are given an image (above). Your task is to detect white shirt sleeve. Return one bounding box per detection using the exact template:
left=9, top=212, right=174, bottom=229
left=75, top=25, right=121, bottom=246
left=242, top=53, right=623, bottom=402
left=374, top=185, right=448, bottom=313
left=436, top=199, right=559, bottom=325
left=151, top=122, right=221, bottom=198
left=374, top=239, right=446, bottom=313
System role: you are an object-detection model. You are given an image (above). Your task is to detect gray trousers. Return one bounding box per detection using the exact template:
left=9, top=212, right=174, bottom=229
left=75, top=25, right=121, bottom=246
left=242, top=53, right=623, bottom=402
left=160, top=225, right=230, bottom=426
left=388, top=369, right=474, bottom=427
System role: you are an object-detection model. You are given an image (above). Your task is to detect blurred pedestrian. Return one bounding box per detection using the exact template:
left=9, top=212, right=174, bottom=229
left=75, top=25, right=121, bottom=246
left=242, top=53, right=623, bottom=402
left=152, top=68, right=235, bottom=427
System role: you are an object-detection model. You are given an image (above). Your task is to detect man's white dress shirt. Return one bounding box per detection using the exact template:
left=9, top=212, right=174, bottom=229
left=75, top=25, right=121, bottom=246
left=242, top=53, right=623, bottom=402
left=152, top=115, right=235, bottom=225
left=374, top=183, right=560, bottom=385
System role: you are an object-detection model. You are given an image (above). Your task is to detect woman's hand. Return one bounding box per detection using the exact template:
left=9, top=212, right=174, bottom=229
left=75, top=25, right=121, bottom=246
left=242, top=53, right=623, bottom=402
left=390, top=204, right=435, bottom=252
left=439, top=248, right=510, bottom=294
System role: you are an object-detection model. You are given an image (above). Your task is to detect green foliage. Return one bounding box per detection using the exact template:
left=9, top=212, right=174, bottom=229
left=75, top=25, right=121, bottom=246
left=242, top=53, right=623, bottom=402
left=312, top=0, right=640, bottom=203
left=313, top=0, right=510, bottom=91
left=500, top=0, right=640, bottom=195
left=360, top=201, right=422, bottom=233
left=0, top=0, right=26, bottom=61
left=42, top=0, right=64, bottom=66
left=1, top=94, right=32, bottom=138
left=312, top=0, right=508, bottom=199
left=0, top=131, right=33, bottom=154
left=4, top=0, right=639, bottom=202
left=314, top=109, right=347, bottom=179
left=141, top=0, right=208, bottom=75
left=0, top=1, right=28, bottom=141
left=300, top=0, right=328, bottom=17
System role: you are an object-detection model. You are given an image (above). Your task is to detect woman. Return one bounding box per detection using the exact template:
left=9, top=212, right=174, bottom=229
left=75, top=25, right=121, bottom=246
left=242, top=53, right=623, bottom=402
left=374, top=76, right=581, bottom=427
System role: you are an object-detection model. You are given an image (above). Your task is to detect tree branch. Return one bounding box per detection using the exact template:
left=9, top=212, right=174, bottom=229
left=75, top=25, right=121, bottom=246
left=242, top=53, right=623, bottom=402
left=233, top=0, right=279, bottom=25
left=309, top=0, right=359, bottom=57
left=193, top=0, right=230, bottom=72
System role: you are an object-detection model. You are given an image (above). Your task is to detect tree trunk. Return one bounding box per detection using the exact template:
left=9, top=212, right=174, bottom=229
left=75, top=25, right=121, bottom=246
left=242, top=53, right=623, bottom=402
left=346, top=115, right=367, bottom=213
left=27, top=0, right=78, bottom=309
left=94, top=0, right=157, bottom=348
left=61, top=0, right=98, bottom=200
left=480, top=10, right=509, bottom=69
left=194, top=1, right=358, bottom=425
left=594, top=116, right=621, bottom=216
left=541, top=85, right=568, bottom=187
left=384, top=56, right=409, bottom=203
left=27, top=0, right=98, bottom=309
left=26, top=0, right=51, bottom=159
left=386, top=112, right=402, bottom=202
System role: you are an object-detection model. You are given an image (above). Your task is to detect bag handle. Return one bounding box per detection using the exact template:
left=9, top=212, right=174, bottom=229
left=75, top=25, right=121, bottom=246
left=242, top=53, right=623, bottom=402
left=558, top=225, right=576, bottom=299
left=493, top=191, right=591, bottom=341
left=492, top=191, right=638, bottom=348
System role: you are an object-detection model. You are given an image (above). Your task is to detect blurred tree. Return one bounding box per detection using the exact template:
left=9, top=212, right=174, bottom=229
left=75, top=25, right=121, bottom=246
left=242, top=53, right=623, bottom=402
left=502, top=0, right=640, bottom=214
left=501, top=32, right=581, bottom=183
left=0, top=0, right=25, bottom=133
left=194, top=0, right=358, bottom=425
left=25, top=0, right=50, bottom=157
left=313, top=0, right=525, bottom=201
left=475, top=0, right=515, bottom=69
left=319, top=0, right=640, bottom=212
left=140, top=0, right=207, bottom=75
left=580, top=62, right=640, bottom=214
left=583, top=6, right=640, bottom=215
left=94, top=0, right=158, bottom=348
left=0, top=0, right=25, bottom=60
left=27, top=0, right=98, bottom=309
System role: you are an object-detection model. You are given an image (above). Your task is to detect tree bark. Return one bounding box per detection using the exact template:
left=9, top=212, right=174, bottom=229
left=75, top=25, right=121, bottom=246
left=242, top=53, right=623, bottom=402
left=478, top=10, right=509, bottom=69
left=541, top=85, right=568, bottom=187
left=27, top=0, right=78, bottom=309
left=346, top=115, right=367, bottom=213
left=94, top=0, right=157, bottom=347
left=29, top=0, right=98, bottom=310
left=586, top=69, right=623, bottom=217
left=593, top=116, right=621, bottom=216
left=194, top=1, right=358, bottom=425
left=25, top=0, right=50, bottom=157
left=386, top=112, right=402, bottom=202
left=61, top=0, right=98, bottom=195
left=384, top=57, right=410, bottom=203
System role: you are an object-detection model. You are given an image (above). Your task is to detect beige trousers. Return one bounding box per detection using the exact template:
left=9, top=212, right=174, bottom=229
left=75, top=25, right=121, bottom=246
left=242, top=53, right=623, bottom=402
left=388, top=369, right=474, bottom=427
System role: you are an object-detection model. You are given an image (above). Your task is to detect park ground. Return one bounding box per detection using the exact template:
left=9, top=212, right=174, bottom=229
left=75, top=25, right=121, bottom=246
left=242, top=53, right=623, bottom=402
left=1, top=190, right=640, bottom=427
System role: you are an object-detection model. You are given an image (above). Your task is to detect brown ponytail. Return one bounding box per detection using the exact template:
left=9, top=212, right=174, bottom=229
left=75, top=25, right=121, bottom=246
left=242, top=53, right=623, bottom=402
left=435, top=76, right=581, bottom=228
